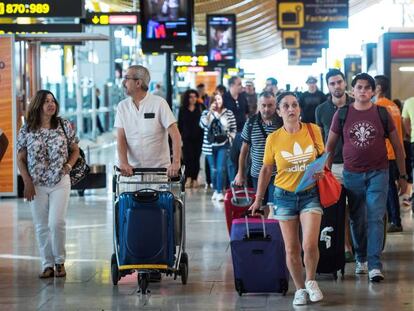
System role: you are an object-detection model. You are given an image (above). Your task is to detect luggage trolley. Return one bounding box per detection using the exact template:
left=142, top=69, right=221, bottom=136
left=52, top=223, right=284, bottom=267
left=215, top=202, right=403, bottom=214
left=111, top=167, right=188, bottom=293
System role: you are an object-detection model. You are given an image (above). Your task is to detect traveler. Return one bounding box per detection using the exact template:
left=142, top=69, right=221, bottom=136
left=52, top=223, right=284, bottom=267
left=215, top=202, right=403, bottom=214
left=244, top=80, right=258, bottom=117
left=250, top=91, right=325, bottom=306
left=234, top=91, right=282, bottom=206
left=95, top=88, right=104, bottom=134
left=215, top=84, right=227, bottom=97
left=402, top=96, right=414, bottom=213
left=200, top=93, right=236, bottom=201
left=178, top=89, right=204, bottom=188
left=115, top=65, right=181, bottom=178
left=264, top=77, right=279, bottom=95
left=152, top=82, right=166, bottom=99
left=223, top=76, right=249, bottom=181
left=299, top=76, right=327, bottom=123
left=197, top=83, right=210, bottom=108
left=374, top=75, right=404, bottom=233
left=16, top=90, right=80, bottom=278
left=315, top=68, right=355, bottom=262
left=326, top=73, right=407, bottom=282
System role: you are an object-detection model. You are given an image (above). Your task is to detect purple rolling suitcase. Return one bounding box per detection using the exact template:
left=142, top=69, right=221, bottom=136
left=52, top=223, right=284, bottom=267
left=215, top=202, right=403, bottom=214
left=230, top=216, right=289, bottom=296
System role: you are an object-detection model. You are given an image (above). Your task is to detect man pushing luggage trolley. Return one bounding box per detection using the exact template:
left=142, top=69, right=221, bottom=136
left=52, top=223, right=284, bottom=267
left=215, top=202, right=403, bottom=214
left=112, top=64, right=186, bottom=293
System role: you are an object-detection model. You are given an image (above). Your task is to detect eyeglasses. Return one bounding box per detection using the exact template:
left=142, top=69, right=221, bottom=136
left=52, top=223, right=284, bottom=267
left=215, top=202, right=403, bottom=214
left=123, top=76, right=140, bottom=81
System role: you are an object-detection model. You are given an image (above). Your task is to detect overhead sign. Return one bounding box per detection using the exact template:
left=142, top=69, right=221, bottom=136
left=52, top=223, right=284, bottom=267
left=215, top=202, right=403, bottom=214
left=173, top=55, right=208, bottom=73
left=84, top=12, right=139, bottom=25
left=0, top=24, right=83, bottom=34
left=0, top=0, right=84, bottom=17
left=289, top=48, right=322, bottom=59
left=288, top=48, right=320, bottom=66
left=0, top=35, right=17, bottom=196
left=390, top=39, right=414, bottom=59
left=277, top=0, right=348, bottom=30
left=282, top=29, right=329, bottom=49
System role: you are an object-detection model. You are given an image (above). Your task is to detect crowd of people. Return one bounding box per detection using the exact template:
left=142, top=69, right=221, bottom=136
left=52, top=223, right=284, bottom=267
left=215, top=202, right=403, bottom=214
left=15, top=64, right=414, bottom=307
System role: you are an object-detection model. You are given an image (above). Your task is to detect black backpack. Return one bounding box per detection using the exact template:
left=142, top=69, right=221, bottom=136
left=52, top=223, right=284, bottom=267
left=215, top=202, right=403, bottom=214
left=337, top=104, right=389, bottom=138
left=207, top=116, right=228, bottom=144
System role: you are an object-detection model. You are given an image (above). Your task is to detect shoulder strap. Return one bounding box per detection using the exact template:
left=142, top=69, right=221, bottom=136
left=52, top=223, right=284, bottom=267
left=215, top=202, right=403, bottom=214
left=256, top=114, right=268, bottom=139
left=246, top=114, right=258, bottom=141
left=59, top=118, right=69, bottom=141
left=376, top=105, right=389, bottom=138
left=306, top=123, right=316, bottom=145
left=305, top=123, right=320, bottom=157
left=59, top=118, right=71, bottom=153
left=337, top=105, right=349, bottom=134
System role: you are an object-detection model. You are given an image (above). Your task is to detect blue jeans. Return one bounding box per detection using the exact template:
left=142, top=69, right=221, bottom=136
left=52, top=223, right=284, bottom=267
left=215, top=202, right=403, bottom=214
left=206, top=145, right=228, bottom=192
left=343, top=169, right=389, bottom=270
left=226, top=154, right=236, bottom=185
left=252, top=176, right=275, bottom=205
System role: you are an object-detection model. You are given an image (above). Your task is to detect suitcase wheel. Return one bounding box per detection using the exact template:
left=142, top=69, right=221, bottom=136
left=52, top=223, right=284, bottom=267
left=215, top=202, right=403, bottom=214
left=235, top=279, right=244, bottom=296
left=110, top=253, right=120, bottom=285
left=179, top=252, right=189, bottom=285
left=138, top=273, right=150, bottom=294
left=280, top=278, right=288, bottom=296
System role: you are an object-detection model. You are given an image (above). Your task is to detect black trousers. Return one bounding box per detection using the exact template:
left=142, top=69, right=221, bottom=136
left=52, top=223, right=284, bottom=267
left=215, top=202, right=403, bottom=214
left=182, top=139, right=202, bottom=180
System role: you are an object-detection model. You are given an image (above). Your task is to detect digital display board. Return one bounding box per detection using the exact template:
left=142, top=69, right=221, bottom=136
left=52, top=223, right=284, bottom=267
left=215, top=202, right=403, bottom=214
left=0, top=24, right=83, bottom=34
left=84, top=12, right=139, bottom=26
left=207, top=14, right=236, bottom=67
left=0, top=0, right=84, bottom=17
left=140, top=0, right=193, bottom=53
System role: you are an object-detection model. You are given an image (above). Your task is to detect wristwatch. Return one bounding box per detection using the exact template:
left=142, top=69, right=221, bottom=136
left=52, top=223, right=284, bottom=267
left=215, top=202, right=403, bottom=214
left=399, top=174, right=408, bottom=180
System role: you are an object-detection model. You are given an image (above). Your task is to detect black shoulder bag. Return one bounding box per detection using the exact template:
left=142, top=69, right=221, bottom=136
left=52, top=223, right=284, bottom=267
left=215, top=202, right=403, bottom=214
left=59, top=119, right=90, bottom=185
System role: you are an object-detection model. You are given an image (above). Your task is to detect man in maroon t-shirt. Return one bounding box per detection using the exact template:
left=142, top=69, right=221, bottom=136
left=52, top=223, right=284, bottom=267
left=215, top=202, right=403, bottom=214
left=325, top=73, right=407, bottom=283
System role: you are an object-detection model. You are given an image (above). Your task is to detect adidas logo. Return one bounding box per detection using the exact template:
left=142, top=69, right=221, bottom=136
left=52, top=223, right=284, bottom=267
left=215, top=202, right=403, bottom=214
left=281, top=142, right=313, bottom=172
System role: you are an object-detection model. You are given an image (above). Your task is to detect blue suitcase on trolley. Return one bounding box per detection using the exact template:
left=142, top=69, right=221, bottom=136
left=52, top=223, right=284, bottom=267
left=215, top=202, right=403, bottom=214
left=230, top=216, right=289, bottom=296
left=117, top=189, right=175, bottom=267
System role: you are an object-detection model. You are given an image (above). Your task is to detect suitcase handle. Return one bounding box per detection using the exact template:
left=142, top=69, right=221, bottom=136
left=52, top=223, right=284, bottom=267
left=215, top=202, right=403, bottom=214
left=244, top=211, right=267, bottom=240
left=132, top=189, right=159, bottom=202
left=230, top=182, right=250, bottom=203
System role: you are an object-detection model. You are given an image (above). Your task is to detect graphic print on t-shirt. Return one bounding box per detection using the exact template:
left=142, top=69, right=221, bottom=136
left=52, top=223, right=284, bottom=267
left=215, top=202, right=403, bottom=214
left=349, top=121, right=377, bottom=149
left=281, top=142, right=314, bottom=172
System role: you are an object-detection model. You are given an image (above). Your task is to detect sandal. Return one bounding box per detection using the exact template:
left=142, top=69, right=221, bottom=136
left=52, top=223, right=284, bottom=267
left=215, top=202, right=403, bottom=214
left=55, top=264, right=66, bottom=277
left=39, top=267, right=54, bottom=279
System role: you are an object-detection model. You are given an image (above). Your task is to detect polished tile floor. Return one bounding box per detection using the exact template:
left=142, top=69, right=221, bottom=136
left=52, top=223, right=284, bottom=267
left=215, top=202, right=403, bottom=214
left=1, top=147, right=414, bottom=310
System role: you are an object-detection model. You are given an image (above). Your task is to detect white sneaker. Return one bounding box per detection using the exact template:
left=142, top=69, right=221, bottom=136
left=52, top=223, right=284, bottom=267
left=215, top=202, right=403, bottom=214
left=216, top=193, right=224, bottom=201
left=293, top=288, right=307, bottom=306
left=305, top=280, right=323, bottom=302
left=211, top=191, right=218, bottom=200
left=369, top=269, right=384, bottom=282
left=355, top=261, right=368, bottom=274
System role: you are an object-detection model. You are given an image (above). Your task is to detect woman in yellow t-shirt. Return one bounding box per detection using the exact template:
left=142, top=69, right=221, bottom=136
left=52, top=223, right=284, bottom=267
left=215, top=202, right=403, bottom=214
left=250, top=92, right=325, bottom=306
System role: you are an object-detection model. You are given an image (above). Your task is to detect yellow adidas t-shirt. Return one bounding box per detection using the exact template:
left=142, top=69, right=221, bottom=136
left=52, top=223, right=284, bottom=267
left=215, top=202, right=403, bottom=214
left=263, top=123, right=324, bottom=192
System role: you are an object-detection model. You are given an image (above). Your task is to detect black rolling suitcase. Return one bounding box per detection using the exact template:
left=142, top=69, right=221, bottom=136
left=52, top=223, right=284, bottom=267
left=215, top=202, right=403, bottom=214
left=317, top=187, right=346, bottom=279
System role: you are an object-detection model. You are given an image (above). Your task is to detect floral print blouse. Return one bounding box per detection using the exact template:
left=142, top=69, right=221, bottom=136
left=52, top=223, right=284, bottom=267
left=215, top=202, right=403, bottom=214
left=17, top=119, right=79, bottom=187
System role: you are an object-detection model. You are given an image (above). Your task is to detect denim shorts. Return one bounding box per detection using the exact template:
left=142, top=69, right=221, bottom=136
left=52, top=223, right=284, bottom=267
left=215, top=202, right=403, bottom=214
left=273, top=186, right=323, bottom=221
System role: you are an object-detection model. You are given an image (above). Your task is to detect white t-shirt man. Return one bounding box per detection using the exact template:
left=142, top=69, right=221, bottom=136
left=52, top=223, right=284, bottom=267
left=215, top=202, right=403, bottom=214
left=114, top=93, right=176, bottom=168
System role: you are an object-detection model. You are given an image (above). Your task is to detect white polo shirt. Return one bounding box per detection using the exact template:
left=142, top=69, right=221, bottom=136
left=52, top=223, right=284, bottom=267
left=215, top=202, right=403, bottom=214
left=114, top=93, right=176, bottom=168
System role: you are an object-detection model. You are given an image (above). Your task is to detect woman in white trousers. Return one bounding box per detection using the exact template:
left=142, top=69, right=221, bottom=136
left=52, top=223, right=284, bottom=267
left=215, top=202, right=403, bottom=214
left=17, top=90, right=80, bottom=278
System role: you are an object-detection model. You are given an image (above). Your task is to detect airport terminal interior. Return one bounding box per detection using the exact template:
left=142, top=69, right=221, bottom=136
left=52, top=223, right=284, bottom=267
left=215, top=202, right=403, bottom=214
left=2, top=0, right=414, bottom=310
